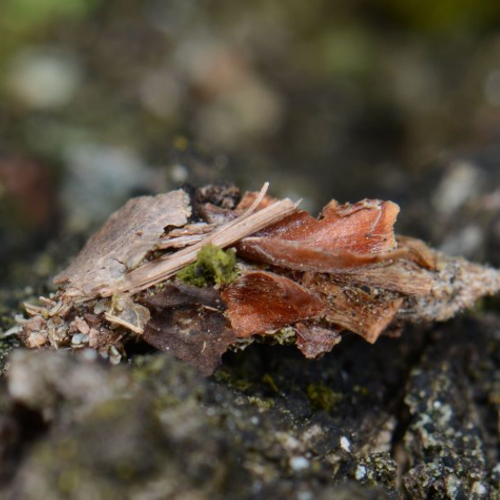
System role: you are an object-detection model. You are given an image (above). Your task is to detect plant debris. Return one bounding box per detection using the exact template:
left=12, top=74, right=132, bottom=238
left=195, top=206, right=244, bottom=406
left=16, top=183, right=500, bottom=374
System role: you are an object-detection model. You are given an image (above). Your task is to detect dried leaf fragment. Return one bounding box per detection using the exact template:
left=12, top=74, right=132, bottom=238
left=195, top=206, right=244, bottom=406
left=222, top=271, right=326, bottom=337
left=104, top=294, right=151, bottom=334
left=237, top=238, right=408, bottom=273
left=246, top=199, right=399, bottom=254
left=236, top=199, right=405, bottom=272
left=144, top=307, right=237, bottom=376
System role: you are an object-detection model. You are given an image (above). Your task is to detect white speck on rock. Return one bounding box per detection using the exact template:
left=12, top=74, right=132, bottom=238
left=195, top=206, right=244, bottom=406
left=445, top=474, right=462, bottom=498
left=471, top=482, right=487, bottom=496
left=340, top=436, right=351, bottom=453
left=297, top=492, right=313, bottom=500
left=290, top=456, right=309, bottom=471
left=355, top=465, right=367, bottom=480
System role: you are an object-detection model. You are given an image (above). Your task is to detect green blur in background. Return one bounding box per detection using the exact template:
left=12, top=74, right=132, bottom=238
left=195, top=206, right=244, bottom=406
left=3, top=0, right=500, bottom=277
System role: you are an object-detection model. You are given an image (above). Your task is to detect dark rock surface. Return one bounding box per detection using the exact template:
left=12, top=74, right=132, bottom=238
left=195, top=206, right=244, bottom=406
left=2, top=161, right=500, bottom=497
left=1, top=311, right=500, bottom=498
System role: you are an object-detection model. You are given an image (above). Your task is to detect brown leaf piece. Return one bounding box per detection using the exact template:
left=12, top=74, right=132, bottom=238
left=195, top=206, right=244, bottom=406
left=249, top=199, right=399, bottom=252
left=143, top=307, right=237, bottom=377
left=222, top=271, right=326, bottom=337
left=237, top=199, right=405, bottom=272
left=55, top=189, right=191, bottom=299
left=295, top=322, right=342, bottom=359
left=237, top=238, right=408, bottom=273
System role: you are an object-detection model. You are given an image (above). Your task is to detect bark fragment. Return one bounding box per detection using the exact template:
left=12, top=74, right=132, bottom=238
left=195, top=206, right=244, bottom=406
left=295, top=322, right=342, bottom=359
left=55, top=189, right=191, bottom=299
left=222, top=271, right=326, bottom=337
left=308, top=275, right=404, bottom=344
left=236, top=199, right=405, bottom=272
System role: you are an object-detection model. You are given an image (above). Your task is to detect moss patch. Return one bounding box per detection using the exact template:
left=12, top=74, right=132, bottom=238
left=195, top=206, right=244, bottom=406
left=307, top=383, right=343, bottom=412
left=177, top=244, right=238, bottom=287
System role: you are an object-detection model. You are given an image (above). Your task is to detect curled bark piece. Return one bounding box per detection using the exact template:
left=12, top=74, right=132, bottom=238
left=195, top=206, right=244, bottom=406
left=236, top=199, right=403, bottom=272
left=309, top=275, right=404, bottom=344
left=222, top=271, right=326, bottom=337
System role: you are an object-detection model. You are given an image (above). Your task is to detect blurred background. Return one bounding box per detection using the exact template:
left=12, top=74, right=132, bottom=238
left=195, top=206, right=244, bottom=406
left=3, top=0, right=500, bottom=286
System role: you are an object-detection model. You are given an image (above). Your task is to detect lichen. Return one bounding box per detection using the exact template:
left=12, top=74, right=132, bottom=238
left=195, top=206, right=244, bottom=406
left=177, top=244, right=238, bottom=287
left=268, top=327, right=296, bottom=346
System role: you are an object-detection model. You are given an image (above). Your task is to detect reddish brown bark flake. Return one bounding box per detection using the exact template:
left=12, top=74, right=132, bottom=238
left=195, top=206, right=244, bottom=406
left=222, top=271, right=326, bottom=337
left=246, top=199, right=399, bottom=253
left=309, top=275, right=404, bottom=344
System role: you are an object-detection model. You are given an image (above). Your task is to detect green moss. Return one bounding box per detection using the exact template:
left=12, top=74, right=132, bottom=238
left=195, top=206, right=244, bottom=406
left=231, top=378, right=253, bottom=392
left=307, top=383, right=343, bottom=412
left=177, top=244, right=238, bottom=287
left=212, top=369, right=231, bottom=383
